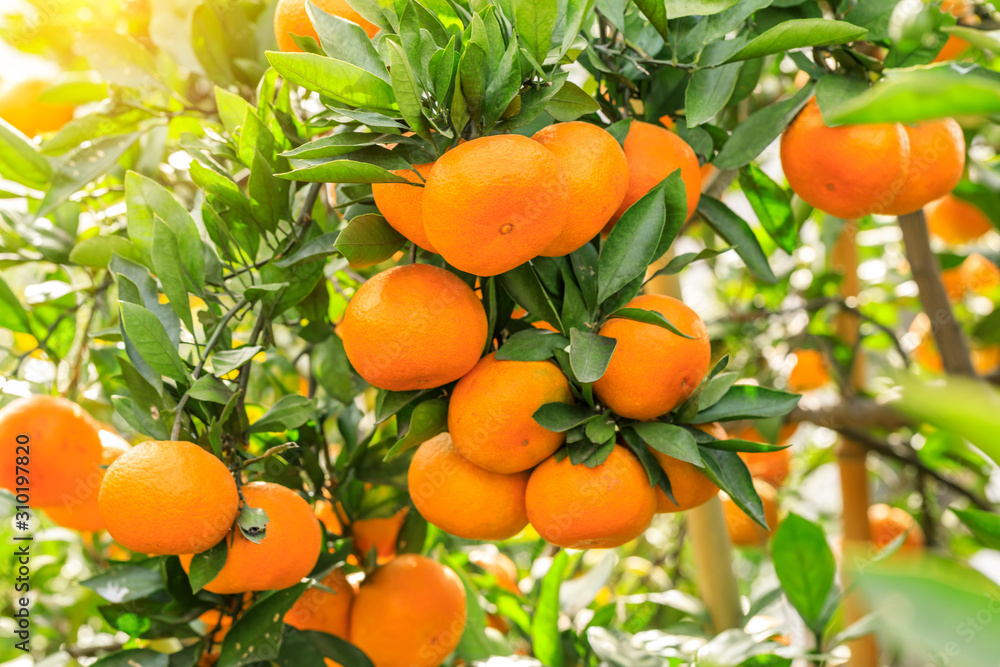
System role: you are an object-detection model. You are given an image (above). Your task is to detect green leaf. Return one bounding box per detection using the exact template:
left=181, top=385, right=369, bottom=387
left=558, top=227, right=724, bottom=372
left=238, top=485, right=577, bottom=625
left=69, top=235, right=139, bottom=267
left=192, top=1, right=235, bottom=85
left=772, top=514, right=837, bottom=632
left=307, top=3, right=390, bottom=81
left=39, top=132, right=139, bottom=216
left=0, top=275, right=31, bottom=334
left=374, top=388, right=428, bottom=424
left=515, top=0, right=559, bottom=66
left=249, top=150, right=290, bottom=232
left=484, top=35, right=524, bottom=130
left=696, top=372, right=738, bottom=411
left=278, top=630, right=376, bottom=667
left=953, top=508, right=1000, bottom=550
left=0, top=119, right=51, bottom=189
left=312, top=334, right=367, bottom=402
left=533, top=401, right=596, bottom=432
left=82, top=561, right=164, bottom=602
left=499, top=263, right=564, bottom=334
left=335, top=213, right=406, bottom=267
left=645, top=248, right=729, bottom=281
left=697, top=196, right=777, bottom=284
left=532, top=550, right=569, bottom=667
left=266, top=51, right=398, bottom=114
left=152, top=218, right=194, bottom=334
left=219, top=583, right=309, bottom=667
left=281, top=133, right=397, bottom=160
left=739, top=164, right=796, bottom=254
left=77, top=29, right=159, bottom=88
left=700, top=449, right=767, bottom=528
left=633, top=0, right=670, bottom=41
left=713, top=84, right=813, bottom=169
left=118, top=302, right=189, bottom=382
left=386, top=40, right=431, bottom=140
left=546, top=80, right=601, bottom=121
left=725, top=19, right=867, bottom=62
left=568, top=329, right=617, bottom=383
left=632, top=422, right=702, bottom=466
left=278, top=157, right=411, bottom=183
left=459, top=41, right=488, bottom=124
left=686, top=63, right=742, bottom=127
left=93, top=650, right=169, bottom=667
left=248, top=395, right=317, bottom=433
left=696, top=385, right=800, bottom=422
left=814, top=73, right=870, bottom=117
left=187, top=374, right=234, bottom=404
left=664, top=0, right=739, bottom=18
left=944, top=25, right=1000, bottom=53
left=496, top=329, right=569, bottom=361
left=187, top=539, right=228, bottom=593
left=843, top=0, right=897, bottom=41
left=383, top=398, right=448, bottom=460
left=607, top=307, right=697, bottom=339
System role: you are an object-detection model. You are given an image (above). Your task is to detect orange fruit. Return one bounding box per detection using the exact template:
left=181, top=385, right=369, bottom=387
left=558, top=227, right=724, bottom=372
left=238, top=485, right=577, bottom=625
left=285, top=567, right=354, bottom=636
left=608, top=121, right=701, bottom=228
left=350, top=555, right=467, bottom=667
left=780, top=97, right=910, bottom=219
left=468, top=547, right=520, bottom=595
left=341, top=264, right=488, bottom=391
left=730, top=425, right=793, bottom=487
left=961, top=253, right=1000, bottom=294
left=372, top=162, right=437, bottom=252
left=0, top=79, right=74, bottom=137
left=99, top=440, right=240, bottom=555
left=941, top=265, right=966, bottom=301
left=531, top=122, right=629, bottom=256
left=273, top=0, right=379, bottom=52
left=592, top=295, right=711, bottom=421
left=448, top=353, right=574, bottom=474
left=0, top=395, right=102, bottom=507
left=44, top=430, right=131, bottom=532
left=422, top=134, right=569, bottom=276
left=926, top=194, right=994, bottom=244
left=869, top=503, right=924, bottom=549
left=933, top=34, right=971, bottom=62
left=787, top=348, right=830, bottom=392
left=315, top=499, right=407, bottom=563
left=649, top=423, right=722, bottom=513
left=881, top=118, right=965, bottom=216
left=180, top=482, right=321, bottom=594
left=199, top=609, right=232, bottom=645
left=973, top=345, right=1000, bottom=375
left=409, top=432, right=529, bottom=540
left=721, top=479, right=779, bottom=547
left=525, top=445, right=657, bottom=549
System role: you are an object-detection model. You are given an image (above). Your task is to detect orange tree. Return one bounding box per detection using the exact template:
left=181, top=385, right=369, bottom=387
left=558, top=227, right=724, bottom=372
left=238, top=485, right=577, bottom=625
left=2, top=0, right=1000, bottom=666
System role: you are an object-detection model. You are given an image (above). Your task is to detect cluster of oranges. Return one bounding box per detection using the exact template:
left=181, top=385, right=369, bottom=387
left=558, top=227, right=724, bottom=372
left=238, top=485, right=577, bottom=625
left=781, top=98, right=966, bottom=221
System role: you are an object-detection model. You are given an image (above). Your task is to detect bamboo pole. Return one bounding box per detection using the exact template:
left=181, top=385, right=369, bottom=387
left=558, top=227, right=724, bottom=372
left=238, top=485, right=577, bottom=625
left=831, top=221, right=879, bottom=667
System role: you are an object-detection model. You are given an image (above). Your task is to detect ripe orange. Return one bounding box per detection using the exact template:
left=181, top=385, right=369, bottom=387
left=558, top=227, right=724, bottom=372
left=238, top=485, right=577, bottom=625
left=531, top=122, right=629, bottom=256
left=732, top=424, right=792, bottom=488
left=593, top=295, right=711, bottom=421
left=409, top=432, right=529, bottom=540
left=941, top=265, right=966, bottom=301
left=869, top=503, right=924, bottom=549
left=608, top=121, right=701, bottom=228
left=649, top=423, right=722, bottom=513
left=721, top=479, right=779, bottom=547
left=273, top=0, right=379, bottom=52
left=422, top=134, right=569, bottom=275
left=780, top=98, right=910, bottom=219
left=0, top=79, right=74, bottom=137
left=468, top=547, right=520, bottom=595
left=0, top=395, right=102, bottom=507
left=961, top=253, right=1000, bottom=294
left=44, top=430, right=131, bottom=532
left=99, top=440, right=239, bottom=555
left=284, top=567, right=354, bottom=636
left=882, top=119, right=965, bottom=216
left=372, top=163, right=437, bottom=252
left=315, top=499, right=407, bottom=563
left=787, top=348, right=830, bottom=392
left=925, top=194, right=994, bottom=244
left=350, top=555, right=467, bottom=667
left=340, top=264, right=488, bottom=391
left=448, top=353, right=574, bottom=474
left=525, top=445, right=657, bottom=549
left=180, top=481, right=321, bottom=593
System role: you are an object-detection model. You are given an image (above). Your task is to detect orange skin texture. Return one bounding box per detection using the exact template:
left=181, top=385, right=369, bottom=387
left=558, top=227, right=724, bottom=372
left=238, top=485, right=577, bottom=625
left=0, top=79, right=74, bottom=137
left=284, top=568, right=354, bottom=636
left=409, top=432, right=529, bottom=540
left=787, top=348, right=830, bottom=392
left=525, top=445, right=657, bottom=549
left=44, top=430, right=130, bottom=532
left=593, top=294, right=711, bottom=421
left=341, top=264, right=488, bottom=391
left=274, top=0, right=379, bottom=51
left=649, top=423, right=722, bottom=513
left=780, top=98, right=910, bottom=219
left=531, top=122, right=629, bottom=256
left=422, top=135, right=569, bottom=276
left=315, top=499, right=406, bottom=563
left=350, top=555, right=467, bottom=667
left=962, top=253, right=1000, bottom=294
left=926, top=194, right=994, bottom=244
left=449, top=353, right=574, bottom=474
left=932, top=34, right=971, bottom=62
left=882, top=119, right=965, bottom=216
left=941, top=266, right=966, bottom=301
left=608, top=121, right=701, bottom=228
left=99, top=440, right=239, bottom=555
left=469, top=547, right=520, bottom=595
left=372, top=163, right=437, bottom=252
left=0, top=395, right=102, bottom=507
left=721, top=479, right=779, bottom=547
left=869, top=503, right=924, bottom=549
left=180, top=482, right=321, bottom=593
